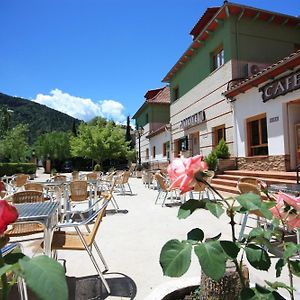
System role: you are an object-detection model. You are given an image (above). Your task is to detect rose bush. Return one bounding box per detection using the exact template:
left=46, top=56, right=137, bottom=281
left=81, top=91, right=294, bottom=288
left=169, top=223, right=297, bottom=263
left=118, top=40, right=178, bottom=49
left=0, top=199, right=68, bottom=300
left=160, top=155, right=300, bottom=299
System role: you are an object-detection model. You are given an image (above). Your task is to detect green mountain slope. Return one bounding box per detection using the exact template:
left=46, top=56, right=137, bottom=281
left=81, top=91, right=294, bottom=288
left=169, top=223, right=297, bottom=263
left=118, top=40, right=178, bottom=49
left=0, top=92, right=82, bottom=143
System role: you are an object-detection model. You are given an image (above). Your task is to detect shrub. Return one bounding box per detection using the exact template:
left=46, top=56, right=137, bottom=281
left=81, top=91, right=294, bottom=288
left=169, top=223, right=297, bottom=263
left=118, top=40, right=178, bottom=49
left=0, top=163, right=37, bottom=176
left=214, top=138, right=230, bottom=159
left=204, top=151, right=218, bottom=171
left=94, top=164, right=101, bottom=171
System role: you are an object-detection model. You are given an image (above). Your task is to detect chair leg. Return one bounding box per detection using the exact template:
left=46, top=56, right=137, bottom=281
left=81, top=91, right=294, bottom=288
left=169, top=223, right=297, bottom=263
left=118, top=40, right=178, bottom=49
left=92, top=241, right=109, bottom=272
left=75, top=228, right=110, bottom=294
left=17, top=277, right=28, bottom=300
left=155, top=191, right=161, bottom=204
left=127, top=183, right=133, bottom=194
left=238, top=213, right=249, bottom=241
left=162, top=192, right=168, bottom=207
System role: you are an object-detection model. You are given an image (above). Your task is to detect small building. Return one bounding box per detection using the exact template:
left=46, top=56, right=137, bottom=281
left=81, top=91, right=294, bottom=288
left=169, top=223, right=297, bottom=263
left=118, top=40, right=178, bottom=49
left=132, top=86, right=170, bottom=168
left=162, top=2, right=300, bottom=160
left=224, top=50, right=300, bottom=171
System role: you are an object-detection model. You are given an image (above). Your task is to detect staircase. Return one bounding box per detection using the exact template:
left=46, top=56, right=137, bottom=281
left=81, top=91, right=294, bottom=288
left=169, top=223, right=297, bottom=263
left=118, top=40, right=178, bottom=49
left=211, top=170, right=299, bottom=195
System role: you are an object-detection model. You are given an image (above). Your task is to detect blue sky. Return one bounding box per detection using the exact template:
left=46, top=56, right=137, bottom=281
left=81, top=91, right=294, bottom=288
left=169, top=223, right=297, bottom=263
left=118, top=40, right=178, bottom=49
left=1, top=0, right=300, bottom=123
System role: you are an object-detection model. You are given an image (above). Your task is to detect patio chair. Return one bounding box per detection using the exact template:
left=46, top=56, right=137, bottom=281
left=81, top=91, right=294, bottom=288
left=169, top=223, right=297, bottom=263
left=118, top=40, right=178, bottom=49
left=0, top=180, right=8, bottom=198
left=11, top=174, right=30, bottom=192
left=154, top=172, right=178, bottom=206
left=86, top=172, right=98, bottom=181
left=142, top=170, right=153, bottom=188
left=68, top=180, right=90, bottom=212
left=98, top=178, right=119, bottom=212
left=192, top=170, right=215, bottom=199
left=115, top=171, right=132, bottom=195
left=51, top=198, right=111, bottom=294
left=52, top=174, right=67, bottom=183
left=237, top=182, right=266, bottom=240
left=71, top=171, right=79, bottom=181
left=5, top=191, right=46, bottom=237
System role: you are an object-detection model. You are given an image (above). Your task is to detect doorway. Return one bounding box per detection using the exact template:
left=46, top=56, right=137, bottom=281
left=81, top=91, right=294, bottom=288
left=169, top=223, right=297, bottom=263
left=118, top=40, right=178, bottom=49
left=191, top=132, right=200, bottom=156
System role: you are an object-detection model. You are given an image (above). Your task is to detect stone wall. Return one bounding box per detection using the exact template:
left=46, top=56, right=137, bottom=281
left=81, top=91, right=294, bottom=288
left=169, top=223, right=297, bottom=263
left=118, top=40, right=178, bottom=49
left=237, top=155, right=291, bottom=171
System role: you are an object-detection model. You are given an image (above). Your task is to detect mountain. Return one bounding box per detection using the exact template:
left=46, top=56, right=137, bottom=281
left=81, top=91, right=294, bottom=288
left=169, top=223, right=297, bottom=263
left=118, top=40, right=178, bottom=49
left=0, top=92, right=82, bottom=143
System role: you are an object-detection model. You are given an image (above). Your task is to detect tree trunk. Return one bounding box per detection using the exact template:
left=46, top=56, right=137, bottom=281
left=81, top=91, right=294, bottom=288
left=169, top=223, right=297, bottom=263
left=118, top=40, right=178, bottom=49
left=200, top=262, right=249, bottom=300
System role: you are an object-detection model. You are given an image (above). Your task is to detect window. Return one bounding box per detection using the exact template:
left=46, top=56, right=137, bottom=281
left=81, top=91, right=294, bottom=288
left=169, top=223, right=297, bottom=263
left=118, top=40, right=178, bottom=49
left=145, top=113, right=149, bottom=123
left=173, top=86, right=179, bottom=102
left=247, top=114, right=268, bottom=156
left=152, top=146, right=156, bottom=158
left=145, top=148, right=149, bottom=160
left=213, top=125, right=226, bottom=147
left=163, top=141, right=170, bottom=157
left=212, top=46, right=224, bottom=71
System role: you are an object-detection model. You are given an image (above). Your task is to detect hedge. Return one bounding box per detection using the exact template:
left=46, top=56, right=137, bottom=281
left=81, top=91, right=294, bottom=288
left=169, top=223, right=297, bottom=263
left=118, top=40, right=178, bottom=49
left=0, top=163, right=37, bottom=177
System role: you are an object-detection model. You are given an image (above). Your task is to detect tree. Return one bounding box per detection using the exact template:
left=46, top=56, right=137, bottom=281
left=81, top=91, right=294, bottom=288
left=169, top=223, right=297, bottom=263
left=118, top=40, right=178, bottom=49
left=0, top=124, right=29, bottom=162
left=0, top=106, right=13, bottom=139
left=33, top=131, right=72, bottom=161
left=125, top=115, right=134, bottom=149
left=70, top=120, right=134, bottom=168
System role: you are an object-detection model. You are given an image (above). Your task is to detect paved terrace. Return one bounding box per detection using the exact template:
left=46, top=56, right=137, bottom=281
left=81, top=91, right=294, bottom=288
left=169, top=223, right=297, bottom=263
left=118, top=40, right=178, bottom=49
left=20, top=169, right=300, bottom=299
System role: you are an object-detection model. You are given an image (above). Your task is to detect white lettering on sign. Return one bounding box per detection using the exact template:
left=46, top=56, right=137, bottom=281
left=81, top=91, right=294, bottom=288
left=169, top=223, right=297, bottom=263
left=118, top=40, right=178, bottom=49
left=269, top=116, right=279, bottom=123
left=180, top=111, right=206, bottom=129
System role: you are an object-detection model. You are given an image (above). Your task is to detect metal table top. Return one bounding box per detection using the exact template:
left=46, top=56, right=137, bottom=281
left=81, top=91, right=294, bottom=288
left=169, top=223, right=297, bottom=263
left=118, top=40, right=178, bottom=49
left=268, top=183, right=300, bottom=196
left=15, top=201, right=59, bottom=221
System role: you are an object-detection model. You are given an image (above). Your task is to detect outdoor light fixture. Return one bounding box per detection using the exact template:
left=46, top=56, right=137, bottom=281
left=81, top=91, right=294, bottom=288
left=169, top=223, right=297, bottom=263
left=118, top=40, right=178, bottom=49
left=135, top=126, right=144, bottom=166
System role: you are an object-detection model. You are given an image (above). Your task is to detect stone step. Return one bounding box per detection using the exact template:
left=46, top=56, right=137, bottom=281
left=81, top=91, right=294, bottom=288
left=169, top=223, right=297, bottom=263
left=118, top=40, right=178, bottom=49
left=224, top=170, right=298, bottom=181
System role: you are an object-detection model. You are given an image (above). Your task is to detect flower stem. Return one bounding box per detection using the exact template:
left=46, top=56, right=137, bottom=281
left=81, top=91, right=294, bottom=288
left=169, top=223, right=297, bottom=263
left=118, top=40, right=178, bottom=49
left=0, top=252, right=8, bottom=300
left=287, top=260, right=295, bottom=300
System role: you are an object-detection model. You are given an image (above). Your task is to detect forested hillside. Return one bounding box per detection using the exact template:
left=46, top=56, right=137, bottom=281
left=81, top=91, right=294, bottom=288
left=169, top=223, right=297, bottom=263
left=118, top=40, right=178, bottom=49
left=0, top=92, right=81, bottom=143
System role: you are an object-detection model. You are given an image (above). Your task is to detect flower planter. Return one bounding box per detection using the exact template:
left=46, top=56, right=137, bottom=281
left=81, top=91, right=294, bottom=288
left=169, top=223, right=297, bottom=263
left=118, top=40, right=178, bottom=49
left=216, top=158, right=237, bottom=174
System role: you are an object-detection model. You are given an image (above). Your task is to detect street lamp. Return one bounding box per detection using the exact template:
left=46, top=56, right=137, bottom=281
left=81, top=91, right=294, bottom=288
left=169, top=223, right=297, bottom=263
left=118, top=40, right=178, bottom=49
left=135, top=126, right=144, bottom=166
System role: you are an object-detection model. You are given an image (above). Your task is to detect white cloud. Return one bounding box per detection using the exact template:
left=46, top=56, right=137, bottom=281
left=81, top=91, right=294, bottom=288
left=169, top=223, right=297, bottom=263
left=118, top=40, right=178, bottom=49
left=32, top=88, right=126, bottom=123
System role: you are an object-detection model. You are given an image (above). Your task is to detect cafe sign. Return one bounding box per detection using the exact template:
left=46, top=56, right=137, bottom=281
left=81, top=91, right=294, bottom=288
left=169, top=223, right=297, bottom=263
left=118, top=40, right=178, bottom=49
left=180, top=110, right=206, bottom=129
left=259, top=69, right=300, bottom=102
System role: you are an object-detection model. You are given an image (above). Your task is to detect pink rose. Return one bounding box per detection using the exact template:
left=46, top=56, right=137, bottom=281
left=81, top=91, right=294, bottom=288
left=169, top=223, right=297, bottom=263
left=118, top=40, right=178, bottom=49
left=167, top=155, right=208, bottom=194
left=270, top=192, right=300, bottom=229
left=0, top=200, right=18, bottom=234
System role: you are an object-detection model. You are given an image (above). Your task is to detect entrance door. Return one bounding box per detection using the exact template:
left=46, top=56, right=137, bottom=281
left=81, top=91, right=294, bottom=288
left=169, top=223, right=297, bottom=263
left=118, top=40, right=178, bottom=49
left=191, top=133, right=200, bottom=156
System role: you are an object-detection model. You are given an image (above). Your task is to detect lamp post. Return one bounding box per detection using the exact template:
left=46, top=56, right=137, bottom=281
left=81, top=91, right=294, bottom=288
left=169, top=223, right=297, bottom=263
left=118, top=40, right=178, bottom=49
left=135, top=126, right=144, bottom=166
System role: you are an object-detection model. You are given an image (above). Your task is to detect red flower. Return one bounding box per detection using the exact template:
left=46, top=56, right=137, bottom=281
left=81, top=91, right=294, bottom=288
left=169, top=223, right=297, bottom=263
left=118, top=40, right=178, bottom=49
left=0, top=200, right=18, bottom=234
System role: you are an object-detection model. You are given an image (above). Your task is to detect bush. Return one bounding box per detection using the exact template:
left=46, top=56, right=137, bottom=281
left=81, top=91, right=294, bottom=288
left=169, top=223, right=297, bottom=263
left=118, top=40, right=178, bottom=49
left=214, top=138, right=230, bottom=159
left=204, top=151, right=218, bottom=171
left=94, top=164, right=101, bottom=171
left=0, top=163, right=37, bottom=176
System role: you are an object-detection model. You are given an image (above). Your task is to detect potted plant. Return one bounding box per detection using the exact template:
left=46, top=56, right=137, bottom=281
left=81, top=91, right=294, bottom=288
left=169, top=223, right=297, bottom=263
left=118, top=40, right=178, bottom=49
left=214, top=139, right=236, bottom=173
left=160, top=155, right=300, bottom=299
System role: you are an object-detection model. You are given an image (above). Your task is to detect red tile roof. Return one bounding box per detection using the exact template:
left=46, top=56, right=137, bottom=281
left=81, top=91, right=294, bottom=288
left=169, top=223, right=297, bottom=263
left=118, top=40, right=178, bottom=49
left=223, top=49, right=300, bottom=99
left=146, top=86, right=170, bottom=104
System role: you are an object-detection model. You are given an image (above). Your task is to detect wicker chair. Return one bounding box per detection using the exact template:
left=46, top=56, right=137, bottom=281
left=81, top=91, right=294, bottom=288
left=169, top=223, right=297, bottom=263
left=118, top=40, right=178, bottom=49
left=67, top=180, right=90, bottom=210
left=24, top=182, right=44, bottom=192
left=192, top=170, right=215, bottom=199
left=71, top=171, right=79, bottom=181
left=115, top=171, right=132, bottom=195
left=51, top=198, right=111, bottom=294
left=11, top=174, right=29, bottom=192
left=0, top=181, right=8, bottom=198
left=86, top=172, right=98, bottom=181
left=142, top=171, right=154, bottom=188
left=154, top=172, right=178, bottom=206
left=237, top=182, right=266, bottom=241
left=5, top=191, right=45, bottom=237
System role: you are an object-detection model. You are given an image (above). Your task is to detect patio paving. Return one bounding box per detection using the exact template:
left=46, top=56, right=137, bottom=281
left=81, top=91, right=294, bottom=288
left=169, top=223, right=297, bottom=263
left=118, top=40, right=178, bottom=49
left=22, top=169, right=300, bottom=299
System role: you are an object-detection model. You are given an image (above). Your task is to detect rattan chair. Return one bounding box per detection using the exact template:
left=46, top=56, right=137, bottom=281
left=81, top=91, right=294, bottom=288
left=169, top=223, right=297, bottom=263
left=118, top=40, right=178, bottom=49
left=192, top=170, right=215, bottom=199
left=237, top=182, right=266, bottom=240
left=86, top=172, right=98, bottom=181
left=115, top=171, right=132, bottom=195
left=142, top=171, right=154, bottom=188
left=5, top=191, right=45, bottom=237
left=71, top=171, right=79, bottom=181
left=0, top=181, right=8, bottom=198
left=154, top=173, right=178, bottom=206
left=51, top=198, right=111, bottom=294
left=11, top=174, right=29, bottom=192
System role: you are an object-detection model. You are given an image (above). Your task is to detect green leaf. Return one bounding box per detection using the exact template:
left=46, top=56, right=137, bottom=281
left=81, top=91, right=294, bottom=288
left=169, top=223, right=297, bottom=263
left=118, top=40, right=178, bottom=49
left=177, top=199, right=207, bottom=219
left=160, top=239, right=192, bottom=277
left=194, top=241, right=226, bottom=281
left=290, top=260, right=300, bottom=277
left=205, top=232, right=222, bottom=242
left=275, top=258, right=285, bottom=278
left=0, top=264, right=16, bottom=277
left=187, top=228, right=204, bottom=244
left=206, top=202, right=224, bottom=218
left=220, top=241, right=240, bottom=259
left=245, top=244, right=271, bottom=270
left=265, top=280, right=295, bottom=293
left=240, top=288, right=256, bottom=300
left=248, top=227, right=264, bottom=239
left=283, top=242, right=299, bottom=260
left=19, top=255, right=68, bottom=300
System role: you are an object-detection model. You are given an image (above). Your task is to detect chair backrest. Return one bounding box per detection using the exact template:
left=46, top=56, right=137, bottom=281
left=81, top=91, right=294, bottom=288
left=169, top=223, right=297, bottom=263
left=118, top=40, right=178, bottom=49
left=72, top=171, right=79, bottom=181
left=86, top=172, right=98, bottom=180
left=0, top=181, right=6, bottom=192
left=89, top=199, right=110, bottom=244
left=12, top=191, right=44, bottom=204
left=142, top=171, right=153, bottom=184
left=15, top=174, right=29, bottom=187
left=238, top=176, right=259, bottom=186
left=155, top=173, right=168, bottom=191
left=53, top=175, right=67, bottom=183
left=70, top=180, right=88, bottom=201
left=24, top=183, right=44, bottom=192
left=237, top=182, right=261, bottom=196
left=121, top=171, right=130, bottom=184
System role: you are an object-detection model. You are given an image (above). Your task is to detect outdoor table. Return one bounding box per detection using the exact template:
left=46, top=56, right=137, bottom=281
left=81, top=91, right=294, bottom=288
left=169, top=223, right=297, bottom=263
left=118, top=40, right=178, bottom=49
left=14, top=201, right=59, bottom=256
left=268, top=183, right=300, bottom=196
